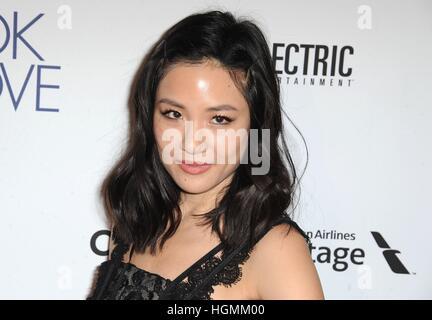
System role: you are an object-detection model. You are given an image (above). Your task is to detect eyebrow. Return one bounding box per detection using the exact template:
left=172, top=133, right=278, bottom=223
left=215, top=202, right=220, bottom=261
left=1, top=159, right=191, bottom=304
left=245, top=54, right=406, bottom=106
left=156, top=98, right=239, bottom=112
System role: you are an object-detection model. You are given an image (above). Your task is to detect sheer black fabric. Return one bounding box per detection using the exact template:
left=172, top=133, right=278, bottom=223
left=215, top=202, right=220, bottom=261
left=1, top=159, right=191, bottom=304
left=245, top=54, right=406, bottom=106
left=87, top=216, right=311, bottom=300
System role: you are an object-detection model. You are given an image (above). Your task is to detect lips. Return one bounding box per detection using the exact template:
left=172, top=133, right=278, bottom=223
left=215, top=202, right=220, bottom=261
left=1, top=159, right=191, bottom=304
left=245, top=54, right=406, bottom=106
left=180, top=160, right=209, bottom=166
left=179, top=160, right=212, bottom=175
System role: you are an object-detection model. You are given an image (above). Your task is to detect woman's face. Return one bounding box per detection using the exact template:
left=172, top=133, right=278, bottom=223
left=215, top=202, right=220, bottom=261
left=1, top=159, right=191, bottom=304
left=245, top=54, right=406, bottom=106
left=153, top=59, right=250, bottom=195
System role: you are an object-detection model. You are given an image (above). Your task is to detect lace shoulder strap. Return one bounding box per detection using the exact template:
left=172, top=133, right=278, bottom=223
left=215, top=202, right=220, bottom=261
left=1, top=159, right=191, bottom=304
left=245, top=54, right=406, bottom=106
left=182, top=215, right=310, bottom=300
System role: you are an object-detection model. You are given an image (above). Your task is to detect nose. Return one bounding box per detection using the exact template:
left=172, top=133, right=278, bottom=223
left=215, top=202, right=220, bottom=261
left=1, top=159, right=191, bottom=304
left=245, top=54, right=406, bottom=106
left=182, top=119, right=210, bottom=156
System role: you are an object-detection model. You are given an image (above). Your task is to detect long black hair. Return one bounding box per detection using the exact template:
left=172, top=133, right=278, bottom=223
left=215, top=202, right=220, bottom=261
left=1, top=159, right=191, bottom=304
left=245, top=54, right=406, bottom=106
left=100, top=10, right=309, bottom=254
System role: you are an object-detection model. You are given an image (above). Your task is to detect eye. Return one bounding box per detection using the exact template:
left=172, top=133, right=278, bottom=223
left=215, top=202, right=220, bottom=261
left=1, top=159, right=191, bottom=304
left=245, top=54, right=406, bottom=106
left=211, top=115, right=233, bottom=125
left=161, top=109, right=182, bottom=119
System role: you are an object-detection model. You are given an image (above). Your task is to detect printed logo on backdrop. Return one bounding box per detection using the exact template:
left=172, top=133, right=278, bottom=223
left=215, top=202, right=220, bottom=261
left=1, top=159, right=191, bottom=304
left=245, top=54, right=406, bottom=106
left=306, top=229, right=412, bottom=276
left=272, top=43, right=354, bottom=88
left=90, top=229, right=412, bottom=275
left=370, top=231, right=410, bottom=275
left=270, top=5, right=375, bottom=89
left=90, top=230, right=111, bottom=256
left=0, top=7, right=71, bottom=112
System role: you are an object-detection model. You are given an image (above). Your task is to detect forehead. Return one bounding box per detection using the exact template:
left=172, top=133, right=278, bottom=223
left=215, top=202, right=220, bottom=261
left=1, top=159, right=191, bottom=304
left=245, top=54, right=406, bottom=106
left=156, top=60, right=248, bottom=110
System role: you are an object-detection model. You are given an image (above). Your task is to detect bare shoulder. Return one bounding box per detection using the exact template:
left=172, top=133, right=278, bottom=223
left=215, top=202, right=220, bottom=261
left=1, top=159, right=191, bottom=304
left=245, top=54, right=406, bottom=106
left=248, top=222, right=324, bottom=300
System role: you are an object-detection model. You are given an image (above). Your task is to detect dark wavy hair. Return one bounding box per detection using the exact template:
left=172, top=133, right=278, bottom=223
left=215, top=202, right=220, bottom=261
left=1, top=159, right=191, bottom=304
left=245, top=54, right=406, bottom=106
left=100, top=10, right=308, bottom=255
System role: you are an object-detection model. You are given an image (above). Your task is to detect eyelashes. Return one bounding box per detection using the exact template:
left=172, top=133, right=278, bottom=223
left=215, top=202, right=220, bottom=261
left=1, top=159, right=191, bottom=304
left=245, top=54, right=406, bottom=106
left=160, top=109, right=182, bottom=119
left=160, top=108, right=234, bottom=125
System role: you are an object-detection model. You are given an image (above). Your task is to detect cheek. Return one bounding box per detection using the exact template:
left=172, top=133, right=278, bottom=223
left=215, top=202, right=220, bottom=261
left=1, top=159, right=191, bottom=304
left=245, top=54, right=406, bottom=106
left=153, top=118, right=167, bottom=149
left=153, top=119, right=184, bottom=168
left=153, top=115, right=183, bottom=148
left=153, top=129, right=162, bottom=150
left=212, top=130, right=248, bottom=165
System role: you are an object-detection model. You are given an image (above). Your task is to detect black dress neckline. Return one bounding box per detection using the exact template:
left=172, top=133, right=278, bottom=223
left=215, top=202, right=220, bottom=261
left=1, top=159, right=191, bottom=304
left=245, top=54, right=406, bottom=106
left=87, top=215, right=312, bottom=300
left=118, top=241, right=225, bottom=284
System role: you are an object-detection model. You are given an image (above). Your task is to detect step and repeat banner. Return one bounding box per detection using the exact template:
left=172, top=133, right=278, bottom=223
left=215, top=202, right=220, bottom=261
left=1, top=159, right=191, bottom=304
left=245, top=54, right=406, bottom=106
left=0, top=0, right=431, bottom=299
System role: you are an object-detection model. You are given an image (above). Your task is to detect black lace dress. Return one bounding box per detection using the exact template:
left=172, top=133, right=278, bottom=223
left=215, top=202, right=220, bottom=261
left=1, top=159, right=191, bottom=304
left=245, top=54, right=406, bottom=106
left=87, top=216, right=311, bottom=300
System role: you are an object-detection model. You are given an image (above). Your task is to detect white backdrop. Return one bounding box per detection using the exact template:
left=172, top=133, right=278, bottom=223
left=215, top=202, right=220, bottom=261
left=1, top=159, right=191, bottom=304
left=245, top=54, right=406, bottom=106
left=0, top=0, right=431, bottom=299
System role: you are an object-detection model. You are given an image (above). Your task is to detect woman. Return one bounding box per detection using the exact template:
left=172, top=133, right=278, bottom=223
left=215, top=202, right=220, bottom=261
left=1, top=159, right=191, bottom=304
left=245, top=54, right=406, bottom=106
left=87, top=10, right=324, bottom=300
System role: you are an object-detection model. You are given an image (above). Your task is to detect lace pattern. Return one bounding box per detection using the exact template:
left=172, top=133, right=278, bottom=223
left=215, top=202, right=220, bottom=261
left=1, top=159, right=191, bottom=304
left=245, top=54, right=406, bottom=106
left=160, top=244, right=252, bottom=300
left=87, top=239, right=252, bottom=300
left=87, top=216, right=311, bottom=300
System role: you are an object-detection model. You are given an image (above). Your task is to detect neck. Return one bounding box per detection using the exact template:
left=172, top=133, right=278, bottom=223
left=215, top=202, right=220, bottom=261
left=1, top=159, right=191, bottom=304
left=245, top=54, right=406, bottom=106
left=179, top=172, right=234, bottom=222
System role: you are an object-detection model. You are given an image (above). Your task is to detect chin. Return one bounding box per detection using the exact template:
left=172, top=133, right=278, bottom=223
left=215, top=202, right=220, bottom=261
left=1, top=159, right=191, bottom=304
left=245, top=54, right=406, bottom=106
left=166, top=166, right=219, bottom=194
left=163, top=163, right=236, bottom=195
left=173, top=177, right=216, bottom=194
